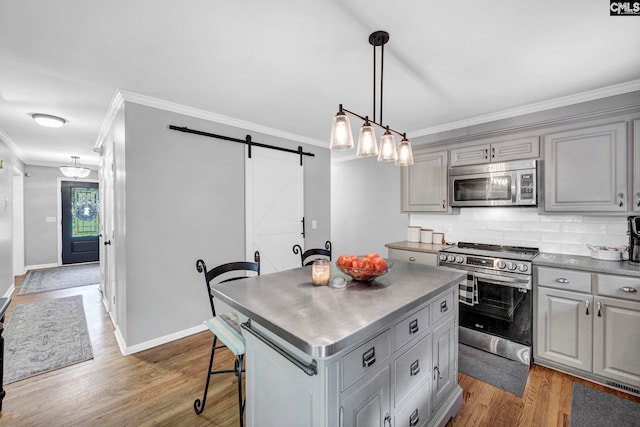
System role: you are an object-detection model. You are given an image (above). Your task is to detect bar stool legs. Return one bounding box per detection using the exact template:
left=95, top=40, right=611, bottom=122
left=194, top=335, right=246, bottom=427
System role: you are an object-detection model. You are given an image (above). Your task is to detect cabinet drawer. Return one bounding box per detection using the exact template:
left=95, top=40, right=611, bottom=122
left=388, top=249, right=437, bottom=266
left=431, top=290, right=454, bottom=325
left=535, top=266, right=591, bottom=293
left=394, top=305, right=430, bottom=351
left=394, top=335, right=431, bottom=407
left=342, top=330, right=391, bottom=391
left=596, top=274, right=640, bottom=302
left=394, top=380, right=431, bottom=427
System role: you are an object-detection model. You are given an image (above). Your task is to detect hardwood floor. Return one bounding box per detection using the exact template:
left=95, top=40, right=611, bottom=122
left=1, top=273, right=638, bottom=426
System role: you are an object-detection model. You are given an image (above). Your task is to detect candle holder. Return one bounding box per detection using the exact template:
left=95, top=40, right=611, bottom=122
left=311, top=259, right=330, bottom=286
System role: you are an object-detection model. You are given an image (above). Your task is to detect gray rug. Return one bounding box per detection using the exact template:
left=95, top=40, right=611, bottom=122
left=458, top=343, right=530, bottom=397
left=3, top=295, right=94, bottom=384
left=571, top=382, right=640, bottom=427
left=20, top=263, right=100, bottom=295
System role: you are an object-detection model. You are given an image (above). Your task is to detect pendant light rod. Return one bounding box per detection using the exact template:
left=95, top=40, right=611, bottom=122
left=338, top=105, right=406, bottom=139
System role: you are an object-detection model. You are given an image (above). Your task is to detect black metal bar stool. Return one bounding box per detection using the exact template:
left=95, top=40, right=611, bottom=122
left=194, top=251, right=260, bottom=427
left=292, top=240, right=332, bottom=266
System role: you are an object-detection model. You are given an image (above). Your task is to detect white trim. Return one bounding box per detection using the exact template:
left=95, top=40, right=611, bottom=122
left=95, top=90, right=125, bottom=150
left=24, top=263, right=58, bottom=271
left=116, top=323, right=208, bottom=356
left=4, top=284, right=15, bottom=299
left=409, top=79, right=640, bottom=138
left=113, top=90, right=328, bottom=148
left=0, top=127, right=26, bottom=162
left=56, top=178, right=100, bottom=266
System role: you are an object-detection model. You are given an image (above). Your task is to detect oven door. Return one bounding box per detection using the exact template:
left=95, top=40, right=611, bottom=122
left=459, top=271, right=532, bottom=347
left=449, top=171, right=517, bottom=207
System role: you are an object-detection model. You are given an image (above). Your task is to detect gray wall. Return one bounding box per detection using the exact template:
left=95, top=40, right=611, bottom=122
left=331, top=157, right=408, bottom=257
left=0, top=138, right=25, bottom=296
left=119, top=102, right=331, bottom=347
left=23, top=165, right=98, bottom=267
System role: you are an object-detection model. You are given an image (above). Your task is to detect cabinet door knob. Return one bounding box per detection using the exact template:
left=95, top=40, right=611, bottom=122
left=585, top=300, right=590, bottom=315
left=491, top=147, right=495, bottom=158
left=636, top=192, right=640, bottom=207
left=434, top=365, right=442, bottom=380
left=409, top=257, right=416, bottom=262
left=597, top=301, right=602, bottom=317
left=484, top=148, right=489, bottom=159
left=618, top=192, right=624, bottom=207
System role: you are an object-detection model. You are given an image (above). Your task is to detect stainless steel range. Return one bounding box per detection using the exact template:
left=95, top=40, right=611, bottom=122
left=438, top=242, right=539, bottom=365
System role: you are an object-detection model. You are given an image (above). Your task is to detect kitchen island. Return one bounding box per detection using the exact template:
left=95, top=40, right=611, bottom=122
left=211, top=261, right=466, bottom=427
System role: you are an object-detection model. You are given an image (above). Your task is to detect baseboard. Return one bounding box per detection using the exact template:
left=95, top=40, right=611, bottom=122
left=4, top=284, right=15, bottom=298
left=25, top=263, right=58, bottom=271
left=115, top=323, right=208, bottom=356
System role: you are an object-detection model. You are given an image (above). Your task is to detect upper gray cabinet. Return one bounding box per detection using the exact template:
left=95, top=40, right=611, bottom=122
left=633, top=120, right=640, bottom=212
left=449, top=136, right=540, bottom=167
left=401, top=148, right=454, bottom=213
left=543, top=121, right=628, bottom=213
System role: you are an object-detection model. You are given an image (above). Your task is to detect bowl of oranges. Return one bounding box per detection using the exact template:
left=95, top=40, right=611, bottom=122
left=336, top=253, right=392, bottom=282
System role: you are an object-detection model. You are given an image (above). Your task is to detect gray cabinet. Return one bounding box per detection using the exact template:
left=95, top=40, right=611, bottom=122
left=542, top=121, right=628, bottom=212
left=431, top=316, right=456, bottom=411
left=449, top=136, right=539, bottom=167
left=341, top=365, right=391, bottom=427
left=388, top=248, right=438, bottom=266
left=401, top=149, right=452, bottom=213
left=633, top=119, right=640, bottom=212
left=534, top=266, right=640, bottom=392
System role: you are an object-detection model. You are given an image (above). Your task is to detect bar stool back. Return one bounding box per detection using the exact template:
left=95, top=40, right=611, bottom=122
left=292, top=240, right=332, bottom=266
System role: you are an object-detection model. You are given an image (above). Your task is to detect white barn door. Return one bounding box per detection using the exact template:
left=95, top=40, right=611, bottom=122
left=246, top=147, right=304, bottom=274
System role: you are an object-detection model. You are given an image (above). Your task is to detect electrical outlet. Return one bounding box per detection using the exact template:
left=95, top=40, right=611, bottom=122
left=312, top=220, right=317, bottom=229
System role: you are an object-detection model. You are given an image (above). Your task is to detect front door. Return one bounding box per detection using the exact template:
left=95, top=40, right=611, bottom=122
left=61, top=181, right=100, bottom=264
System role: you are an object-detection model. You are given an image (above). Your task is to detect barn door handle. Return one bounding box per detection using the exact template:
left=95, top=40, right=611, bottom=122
left=104, top=240, right=112, bottom=246
left=301, top=217, right=305, bottom=238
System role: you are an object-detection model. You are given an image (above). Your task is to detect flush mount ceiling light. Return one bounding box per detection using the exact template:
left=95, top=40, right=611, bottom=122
left=32, top=113, right=66, bottom=128
left=60, top=156, right=91, bottom=179
left=330, top=31, right=413, bottom=166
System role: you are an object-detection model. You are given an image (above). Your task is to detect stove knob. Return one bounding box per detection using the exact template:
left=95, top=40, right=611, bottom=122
left=518, top=264, right=529, bottom=272
left=439, top=254, right=448, bottom=262
left=496, top=260, right=506, bottom=269
left=456, top=256, right=464, bottom=263
left=507, top=262, right=517, bottom=271
left=447, top=255, right=456, bottom=262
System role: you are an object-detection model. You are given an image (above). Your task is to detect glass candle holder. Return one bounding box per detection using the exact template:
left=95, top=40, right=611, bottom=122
left=311, top=259, right=330, bottom=286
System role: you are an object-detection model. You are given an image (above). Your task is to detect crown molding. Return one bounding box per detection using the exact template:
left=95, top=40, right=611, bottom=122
left=112, top=90, right=328, bottom=148
left=409, top=79, right=640, bottom=139
left=0, top=126, right=26, bottom=162
left=95, top=90, right=125, bottom=150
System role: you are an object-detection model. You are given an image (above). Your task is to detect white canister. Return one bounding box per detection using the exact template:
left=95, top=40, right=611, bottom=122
left=407, top=226, right=421, bottom=242
left=432, top=232, right=444, bottom=244
left=420, top=228, right=433, bottom=244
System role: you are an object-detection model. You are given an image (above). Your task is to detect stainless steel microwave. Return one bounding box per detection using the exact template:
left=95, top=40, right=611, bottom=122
left=449, top=159, right=537, bottom=207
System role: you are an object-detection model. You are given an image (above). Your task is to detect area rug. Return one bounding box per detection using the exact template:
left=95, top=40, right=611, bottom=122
left=19, top=263, right=100, bottom=295
left=571, top=382, right=640, bottom=427
left=458, top=343, right=530, bottom=397
left=3, top=295, right=94, bottom=384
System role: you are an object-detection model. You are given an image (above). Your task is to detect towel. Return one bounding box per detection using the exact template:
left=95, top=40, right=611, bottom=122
left=459, top=274, right=478, bottom=306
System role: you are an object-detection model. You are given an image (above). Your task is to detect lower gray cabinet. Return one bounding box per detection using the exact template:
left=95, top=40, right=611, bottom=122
left=341, top=365, right=391, bottom=427
left=431, top=316, right=456, bottom=411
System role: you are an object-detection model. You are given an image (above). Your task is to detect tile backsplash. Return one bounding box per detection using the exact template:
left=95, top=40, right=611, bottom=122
left=410, top=208, right=628, bottom=256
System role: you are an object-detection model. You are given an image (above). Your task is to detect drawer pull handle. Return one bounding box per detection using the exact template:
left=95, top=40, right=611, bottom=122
left=409, top=409, right=419, bottom=427
left=597, top=301, right=602, bottom=317
left=585, top=300, right=590, bottom=315
left=440, top=300, right=448, bottom=313
left=409, top=256, right=416, bottom=262
left=410, top=360, right=420, bottom=376
left=620, top=287, right=638, bottom=293
left=362, top=347, right=376, bottom=368
left=555, top=278, right=569, bottom=284
left=409, top=319, right=419, bottom=334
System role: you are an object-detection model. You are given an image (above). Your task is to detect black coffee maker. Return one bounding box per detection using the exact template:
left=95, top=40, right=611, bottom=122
left=629, top=216, right=640, bottom=263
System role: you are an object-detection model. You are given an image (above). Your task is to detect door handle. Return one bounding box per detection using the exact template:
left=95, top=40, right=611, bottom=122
left=104, top=240, right=112, bottom=246
left=585, top=300, right=590, bottom=315
left=618, top=192, right=624, bottom=207
left=597, top=301, right=602, bottom=317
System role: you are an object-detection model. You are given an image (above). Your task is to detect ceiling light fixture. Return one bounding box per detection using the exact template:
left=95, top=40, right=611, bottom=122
left=32, top=113, right=66, bottom=128
left=60, top=156, right=91, bottom=179
left=330, top=31, right=413, bottom=166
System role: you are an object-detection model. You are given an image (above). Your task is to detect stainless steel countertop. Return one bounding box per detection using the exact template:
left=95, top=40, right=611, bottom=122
left=211, top=261, right=465, bottom=358
left=385, top=240, right=453, bottom=254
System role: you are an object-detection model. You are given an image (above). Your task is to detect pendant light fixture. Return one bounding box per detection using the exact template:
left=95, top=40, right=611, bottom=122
left=329, top=31, right=413, bottom=166
left=60, top=156, right=91, bottom=179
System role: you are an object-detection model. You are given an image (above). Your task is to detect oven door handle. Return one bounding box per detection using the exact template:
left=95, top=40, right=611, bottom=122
left=472, top=271, right=531, bottom=290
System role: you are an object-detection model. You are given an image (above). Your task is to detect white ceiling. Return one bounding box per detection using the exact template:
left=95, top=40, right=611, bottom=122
left=1, top=1, right=639, bottom=169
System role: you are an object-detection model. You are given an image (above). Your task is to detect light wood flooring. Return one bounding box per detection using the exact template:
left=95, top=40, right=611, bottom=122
left=1, top=273, right=638, bottom=426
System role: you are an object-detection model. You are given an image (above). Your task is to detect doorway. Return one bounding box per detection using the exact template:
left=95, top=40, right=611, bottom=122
left=61, top=181, right=100, bottom=264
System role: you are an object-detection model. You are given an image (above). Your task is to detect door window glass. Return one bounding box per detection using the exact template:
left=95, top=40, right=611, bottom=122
left=72, top=187, right=100, bottom=237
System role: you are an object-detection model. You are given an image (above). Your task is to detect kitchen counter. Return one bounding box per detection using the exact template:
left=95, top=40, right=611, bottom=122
left=534, top=252, right=640, bottom=278
left=211, top=261, right=466, bottom=358
left=385, top=240, right=453, bottom=254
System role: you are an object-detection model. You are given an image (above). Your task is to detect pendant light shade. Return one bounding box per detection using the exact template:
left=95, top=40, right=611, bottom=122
left=60, top=156, right=91, bottom=179
left=377, top=128, right=397, bottom=162
left=396, top=135, right=414, bottom=166
left=356, top=119, right=378, bottom=157
left=329, top=109, right=354, bottom=150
